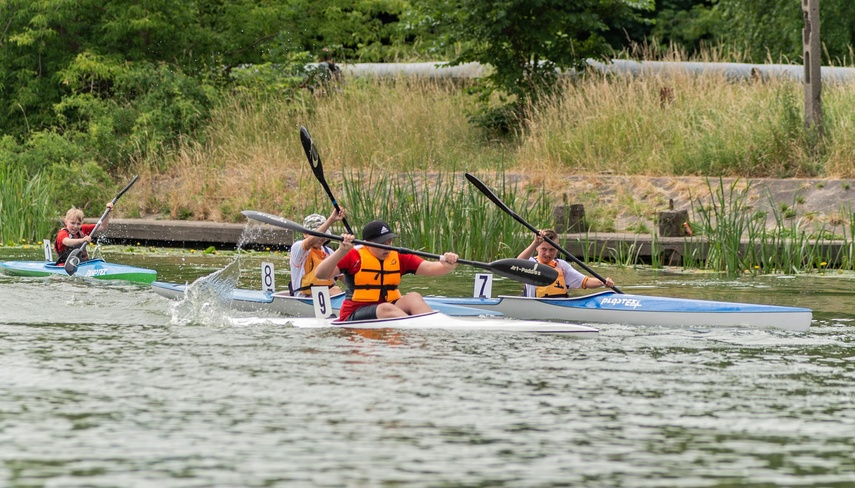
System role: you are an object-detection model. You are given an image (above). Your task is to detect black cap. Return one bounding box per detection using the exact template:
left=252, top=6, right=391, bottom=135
left=362, top=220, right=397, bottom=243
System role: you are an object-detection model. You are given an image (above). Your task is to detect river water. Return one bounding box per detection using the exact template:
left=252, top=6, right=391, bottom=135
left=1, top=246, right=853, bottom=487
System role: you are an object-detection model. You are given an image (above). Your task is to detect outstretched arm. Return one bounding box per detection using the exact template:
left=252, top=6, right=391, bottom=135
left=94, top=202, right=114, bottom=235
left=416, top=252, right=459, bottom=277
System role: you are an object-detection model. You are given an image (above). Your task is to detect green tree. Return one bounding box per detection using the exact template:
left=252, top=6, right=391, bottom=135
left=647, top=0, right=719, bottom=55
left=411, top=0, right=653, bottom=133
left=713, top=0, right=855, bottom=64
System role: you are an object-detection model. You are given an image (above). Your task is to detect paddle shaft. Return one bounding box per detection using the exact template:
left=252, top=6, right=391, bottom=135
left=300, top=126, right=354, bottom=234
left=465, top=173, right=623, bottom=294
left=88, top=175, right=139, bottom=239
left=65, top=175, right=139, bottom=274
left=241, top=210, right=558, bottom=286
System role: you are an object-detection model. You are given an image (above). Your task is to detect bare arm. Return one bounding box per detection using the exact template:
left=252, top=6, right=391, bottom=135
left=582, top=276, right=615, bottom=289
left=302, top=207, right=347, bottom=250
left=62, top=235, right=92, bottom=246
left=314, top=233, right=353, bottom=280
left=415, top=252, right=459, bottom=277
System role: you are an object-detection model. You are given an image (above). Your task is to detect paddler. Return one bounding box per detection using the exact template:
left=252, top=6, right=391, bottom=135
left=517, top=229, right=615, bottom=297
left=54, top=202, right=113, bottom=265
left=289, top=208, right=347, bottom=297
left=313, top=219, right=459, bottom=321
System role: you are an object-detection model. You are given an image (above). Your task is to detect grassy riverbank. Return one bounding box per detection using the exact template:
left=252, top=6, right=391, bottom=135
left=125, top=66, right=855, bottom=223
left=117, top=66, right=855, bottom=274
left=8, top=64, right=855, bottom=275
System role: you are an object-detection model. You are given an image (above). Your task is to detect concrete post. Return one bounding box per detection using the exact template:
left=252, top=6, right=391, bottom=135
left=803, top=0, right=822, bottom=136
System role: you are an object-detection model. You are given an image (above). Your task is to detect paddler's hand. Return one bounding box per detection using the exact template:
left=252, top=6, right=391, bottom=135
left=338, top=233, right=354, bottom=252
left=604, top=277, right=614, bottom=288
left=439, top=252, right=458, bottom=268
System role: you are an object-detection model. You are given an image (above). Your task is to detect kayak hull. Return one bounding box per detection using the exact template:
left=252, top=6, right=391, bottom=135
left=1, top=259, right=157, bottom=284
left=150, top=281, right=502, bottom=317
left=433, top=291, right=812, bottom=332
left=237, top=311, right=599, bottom=335
left=150, top=284, right=810, bottom=331
left=150, top=281, right=342, bottom=315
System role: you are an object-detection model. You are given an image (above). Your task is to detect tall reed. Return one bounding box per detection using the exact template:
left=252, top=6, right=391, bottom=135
left=0, top=164, right=56, bottom=245
left=690, top=179, right=763, bottom=274
left=337, top=168, right=552, bottom=262
left=689, top=178, right=855, bottom=275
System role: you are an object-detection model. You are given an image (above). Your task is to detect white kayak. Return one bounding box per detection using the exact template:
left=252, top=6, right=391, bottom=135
left=151, top=281, right=342, bottom=315
left=433, top=291, right=813, bottom=332
left=234, top=311, right=599, bottom=335
left=150, top=281, right=503, bottom=317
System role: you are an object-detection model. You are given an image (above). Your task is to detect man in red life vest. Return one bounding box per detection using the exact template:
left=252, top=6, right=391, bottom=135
left=313, top=219, right=459, bottom=321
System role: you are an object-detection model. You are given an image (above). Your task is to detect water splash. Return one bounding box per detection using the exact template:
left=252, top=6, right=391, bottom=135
left=237, top=220, right=284, bottom=250
left=170, top=258, right=241, bottom=326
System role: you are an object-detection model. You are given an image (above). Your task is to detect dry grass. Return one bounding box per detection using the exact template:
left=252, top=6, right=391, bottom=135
left=125, top=68, right=855, bottom=224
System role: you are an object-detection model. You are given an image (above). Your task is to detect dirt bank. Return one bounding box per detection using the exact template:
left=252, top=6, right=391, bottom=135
left=552, top=176, right=855, bottom=234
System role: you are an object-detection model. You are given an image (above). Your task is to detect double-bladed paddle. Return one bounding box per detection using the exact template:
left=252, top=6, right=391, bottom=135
left=300, top=126, right=354, bottom=234
left=65, top=175, right=139, bottom=276
left=242, top=210, right=559, bottom=287
left=464, top=173, right=623, bottom=294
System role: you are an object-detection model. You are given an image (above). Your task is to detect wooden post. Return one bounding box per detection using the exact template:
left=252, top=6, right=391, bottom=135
left=554, top=204, right=588, bottom=233
left=658, top=209, right=690, bottom=237
left=803, top=0, right=822, bottom=136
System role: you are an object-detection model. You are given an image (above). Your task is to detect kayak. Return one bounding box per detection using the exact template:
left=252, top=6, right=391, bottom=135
left=233, top=311, right=599, bottom=335
left=150, top=281, right=503, bottom=317
left=151, top=280, right=343, bottom=315
left=0, top=258, right=157, bottom=284
left=432, top=291, right=813, bottom=332
left=152, top=282, right=811, bottom=331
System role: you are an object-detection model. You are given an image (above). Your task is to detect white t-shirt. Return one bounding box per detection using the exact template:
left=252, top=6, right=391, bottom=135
left=289, top=239, right=334, bottom=296
left=522, top=257, right=587, bottom=297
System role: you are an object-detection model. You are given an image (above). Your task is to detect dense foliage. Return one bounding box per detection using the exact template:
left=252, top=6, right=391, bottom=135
left=1, top=0, right=855, bottom=244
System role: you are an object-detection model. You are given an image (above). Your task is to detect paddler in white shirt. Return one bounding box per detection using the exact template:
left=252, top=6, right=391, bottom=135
left=517, top=229, right=614, bottom=297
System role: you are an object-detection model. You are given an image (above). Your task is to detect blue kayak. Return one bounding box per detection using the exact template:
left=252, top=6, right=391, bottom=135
left=0, top=258, right=157, bottom=284
left=432, top=291, right=812, bottom=331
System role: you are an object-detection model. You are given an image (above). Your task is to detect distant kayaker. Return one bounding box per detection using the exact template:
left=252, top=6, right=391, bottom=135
left=517, top=229, right=614, bottom=297
left=289, top=208, right=347, bottom=297
left=54, top=202, right=113, bottom=265
left=314, top=219, right=459, bottom=321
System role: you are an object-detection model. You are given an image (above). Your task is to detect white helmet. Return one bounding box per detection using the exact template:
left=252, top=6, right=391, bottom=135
left=302, top=213, right=326, bottom=230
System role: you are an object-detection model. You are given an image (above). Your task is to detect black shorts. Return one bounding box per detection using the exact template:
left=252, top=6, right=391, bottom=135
left=346, top=304, right=379, bottom=321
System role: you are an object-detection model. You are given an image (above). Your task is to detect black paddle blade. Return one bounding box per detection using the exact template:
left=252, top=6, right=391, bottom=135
left=64, top=249, right=83, bottom=275
left=299, top=126, right=355, bottom=235
left=299, top=126, right=321, bottom=172
left=485, top=258, right=558, bottom=287
left=465, top=173, right=516, bottom=217
left=114, top=175, right=140, bottom=202
left=465, top=172, right=624, bottom=294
